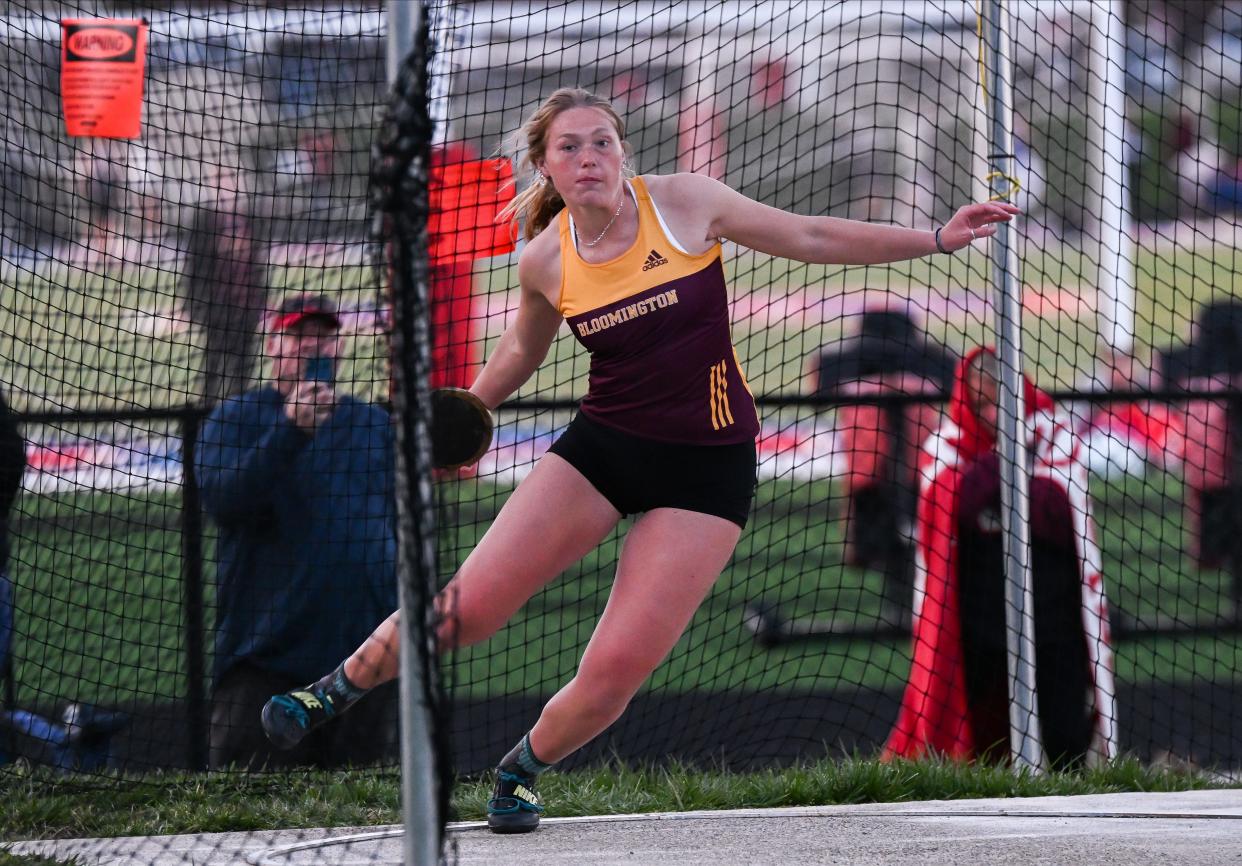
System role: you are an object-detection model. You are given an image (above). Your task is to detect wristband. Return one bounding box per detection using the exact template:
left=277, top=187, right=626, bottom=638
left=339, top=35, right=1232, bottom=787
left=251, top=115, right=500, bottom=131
left=934, top=226, right=950, bottom=255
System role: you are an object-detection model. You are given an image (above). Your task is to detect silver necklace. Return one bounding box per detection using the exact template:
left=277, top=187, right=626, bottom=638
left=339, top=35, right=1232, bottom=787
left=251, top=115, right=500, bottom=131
left=577, top=192, right=625, bottom=248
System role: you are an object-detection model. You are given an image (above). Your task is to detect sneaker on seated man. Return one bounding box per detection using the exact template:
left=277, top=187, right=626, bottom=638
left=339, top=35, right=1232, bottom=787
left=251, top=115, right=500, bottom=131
left=260, top=660, right=368, bottom=750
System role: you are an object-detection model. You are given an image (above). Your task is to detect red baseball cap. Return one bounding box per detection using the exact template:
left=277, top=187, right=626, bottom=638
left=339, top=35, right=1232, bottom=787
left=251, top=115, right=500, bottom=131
left=271, top=293, right=341, bottom=332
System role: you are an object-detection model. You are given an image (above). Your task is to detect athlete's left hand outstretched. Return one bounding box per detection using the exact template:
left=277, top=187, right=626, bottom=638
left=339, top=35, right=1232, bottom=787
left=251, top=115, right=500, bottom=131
left=939, top=201, right=1021, bottom=251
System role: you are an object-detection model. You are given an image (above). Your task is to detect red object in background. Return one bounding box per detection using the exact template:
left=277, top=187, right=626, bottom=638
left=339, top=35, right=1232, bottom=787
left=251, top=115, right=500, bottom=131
left=833, top=375, right=944, bottom=568
left=428, top=259, right=476, bottom=389
left=1092, top=401, right=1186, bottom=462
left=429, top=145, right=516, bottom=265
left=427, top=145, right=517, bottom=389
left=1178, top=374, right=1236, bottom=567
left=751, top=59, right=788, bottom=111
left=883, top=348, right=1116, bottom=764
left=677, top=102, right=726, bottom=179
left=609, top=70, right=648, bottom=111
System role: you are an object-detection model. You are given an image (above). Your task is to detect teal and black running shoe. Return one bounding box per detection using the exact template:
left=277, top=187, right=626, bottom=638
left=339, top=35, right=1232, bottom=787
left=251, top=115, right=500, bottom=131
left=260, top=686, right=338, bottom=749
left=486, top=766, right=544, bottom=833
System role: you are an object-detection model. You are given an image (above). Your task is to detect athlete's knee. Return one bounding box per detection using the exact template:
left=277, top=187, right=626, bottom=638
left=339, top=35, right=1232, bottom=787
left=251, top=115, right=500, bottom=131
left=434, top=585, right=508, bottom=650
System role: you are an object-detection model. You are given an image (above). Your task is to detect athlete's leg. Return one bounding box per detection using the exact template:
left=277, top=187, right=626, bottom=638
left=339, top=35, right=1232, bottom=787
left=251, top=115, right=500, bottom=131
left=487, top=506, right=742, bottom=832
left=263, top=454, right=620, bottom=747
left=340, top=453, right=621, bottom=687
left=528, top=507, right=742, bottom=763
left=436, top=454, right=623, bottom=649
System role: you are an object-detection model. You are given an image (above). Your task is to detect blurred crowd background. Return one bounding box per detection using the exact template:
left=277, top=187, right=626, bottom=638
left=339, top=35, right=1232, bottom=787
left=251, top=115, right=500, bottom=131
left=0, top=1, right=1238, bottom=268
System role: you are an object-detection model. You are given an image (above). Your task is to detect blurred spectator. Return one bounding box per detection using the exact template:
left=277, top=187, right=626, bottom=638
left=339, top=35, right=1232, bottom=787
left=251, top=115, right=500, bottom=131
left=1169, top=105, right=1242, bottom=216
left=180, top=191, right=268, bottom=406
left=814, top=309, right=956, bottom=624
left=1126, top=6, right=1183, bottom=111
left=884, top=348, right=1117, bottom=769
left=1211, top=156, right=1242, bottom=212
left=78, top=141, right=123, bottom=263
left=1162, top=299, right=1242, bottom=612
left=195, top=294, right=398, bottom=770
left=1174, top=110, right=1225, bottom=214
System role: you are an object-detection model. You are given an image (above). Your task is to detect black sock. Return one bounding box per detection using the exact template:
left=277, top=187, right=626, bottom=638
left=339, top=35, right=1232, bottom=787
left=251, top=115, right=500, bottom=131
left=499, top=732, right=554, bottom=779
left=315, top=662, right=369, bottom=711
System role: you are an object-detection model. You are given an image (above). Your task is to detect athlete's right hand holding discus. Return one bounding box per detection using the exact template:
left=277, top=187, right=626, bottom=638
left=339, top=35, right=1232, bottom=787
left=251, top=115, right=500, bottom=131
left=259, top=87, right=1019, bottom=834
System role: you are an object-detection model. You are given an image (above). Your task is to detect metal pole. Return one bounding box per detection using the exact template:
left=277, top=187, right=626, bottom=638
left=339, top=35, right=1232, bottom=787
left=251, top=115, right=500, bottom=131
left=178, top=412, right=208, bottom=771
left=387, top=1, right=417, bottom=80
left=1091, top=0, right=1136, bottom=361
left=388, top=4, right=442, bottom=865
left=427, top=0, right=454, bottom=147
left=982, top=0, right=1044, bottom=773
left=676, top=24, right=724, bottom=178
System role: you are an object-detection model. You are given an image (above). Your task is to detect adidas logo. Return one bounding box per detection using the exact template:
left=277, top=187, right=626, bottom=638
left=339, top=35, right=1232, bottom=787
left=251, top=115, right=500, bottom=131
left=642, top=249, right=669, bottom=271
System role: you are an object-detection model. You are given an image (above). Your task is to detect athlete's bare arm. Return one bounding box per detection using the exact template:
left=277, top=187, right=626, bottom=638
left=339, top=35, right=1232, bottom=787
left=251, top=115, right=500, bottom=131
left=646, top=172, right=1017, bottom=266
left=470, top=226, right=564, bottom=410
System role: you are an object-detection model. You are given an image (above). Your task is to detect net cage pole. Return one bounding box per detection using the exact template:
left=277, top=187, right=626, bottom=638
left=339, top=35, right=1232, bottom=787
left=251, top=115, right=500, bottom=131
left=981, top=0, right=1045, bottom=772
left=386, top=2, right=443, bottom=864
left=1091, top=0, right=1137, bottom=360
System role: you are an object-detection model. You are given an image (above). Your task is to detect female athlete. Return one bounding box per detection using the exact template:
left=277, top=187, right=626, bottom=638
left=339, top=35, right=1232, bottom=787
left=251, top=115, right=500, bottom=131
left=262, top=87, right=1018, bottom=833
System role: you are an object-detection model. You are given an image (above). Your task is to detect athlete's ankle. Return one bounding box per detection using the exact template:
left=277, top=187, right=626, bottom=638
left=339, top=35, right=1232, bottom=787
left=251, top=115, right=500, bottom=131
left=498, top=732, right=555, bottom=779
left=316, top=661, right=370, bottom=711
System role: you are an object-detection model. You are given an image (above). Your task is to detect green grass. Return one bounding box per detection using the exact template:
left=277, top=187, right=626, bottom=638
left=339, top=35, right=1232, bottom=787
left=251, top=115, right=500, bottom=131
left=0, top=263, right=388, bottom=414
left=0, top=756, right=1230, bottom=842
left=487, top=242, right=1242, bottom=399
left=0, top=766, right=400, bottom=841
left=442, top=470, right=1238, bottom=699
left=0, top=241, right=1238, bottom=847
left=9, top=489, right=212, bottom=706
left=1, top=238, right=1237, bottom=410
left=6, top=465, right=1236, bottom=706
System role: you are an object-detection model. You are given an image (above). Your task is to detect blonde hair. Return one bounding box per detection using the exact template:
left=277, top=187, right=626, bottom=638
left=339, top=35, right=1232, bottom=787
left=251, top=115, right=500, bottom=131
left=499, top=88, right=631, bottom=241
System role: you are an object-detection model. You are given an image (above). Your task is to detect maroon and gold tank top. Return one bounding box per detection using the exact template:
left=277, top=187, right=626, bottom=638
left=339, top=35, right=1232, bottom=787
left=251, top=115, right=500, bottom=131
left=557, top=176, right=759, bottom=445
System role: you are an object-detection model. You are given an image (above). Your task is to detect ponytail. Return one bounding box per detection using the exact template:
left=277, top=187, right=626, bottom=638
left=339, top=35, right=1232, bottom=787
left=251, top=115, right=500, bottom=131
left=498, top=175, right=566, bottom=242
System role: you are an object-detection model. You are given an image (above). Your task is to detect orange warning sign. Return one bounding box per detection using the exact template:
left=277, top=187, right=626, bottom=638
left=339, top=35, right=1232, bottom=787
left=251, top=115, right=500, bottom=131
left=61, top=19, right=148, bottom=138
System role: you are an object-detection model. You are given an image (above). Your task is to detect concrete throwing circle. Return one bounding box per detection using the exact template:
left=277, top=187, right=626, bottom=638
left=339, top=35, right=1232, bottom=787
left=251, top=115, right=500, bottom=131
left=249, top=790, right=1242, bottom=866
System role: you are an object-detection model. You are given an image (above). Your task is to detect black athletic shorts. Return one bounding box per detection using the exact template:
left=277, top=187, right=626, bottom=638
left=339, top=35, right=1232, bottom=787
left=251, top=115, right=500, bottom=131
left=547, top=412, right=757, bottom=529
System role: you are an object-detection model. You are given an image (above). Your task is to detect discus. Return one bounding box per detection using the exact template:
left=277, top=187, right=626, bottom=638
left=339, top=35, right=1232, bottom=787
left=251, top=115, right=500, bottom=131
left=430, top=387, right=494, bottom=470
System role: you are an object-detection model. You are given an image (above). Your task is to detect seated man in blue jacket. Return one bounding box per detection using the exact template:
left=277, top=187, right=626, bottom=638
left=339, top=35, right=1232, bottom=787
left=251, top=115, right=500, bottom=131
left=196, top=293, right=399, bottom=770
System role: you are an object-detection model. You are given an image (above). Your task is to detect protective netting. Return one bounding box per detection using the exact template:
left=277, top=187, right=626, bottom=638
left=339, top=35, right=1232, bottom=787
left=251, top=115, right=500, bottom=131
left=438, top=0, right=1241, bottom=777
left=2, top=0, right=1241, bottom=863
left=3, top=2, right=444, bottom=864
